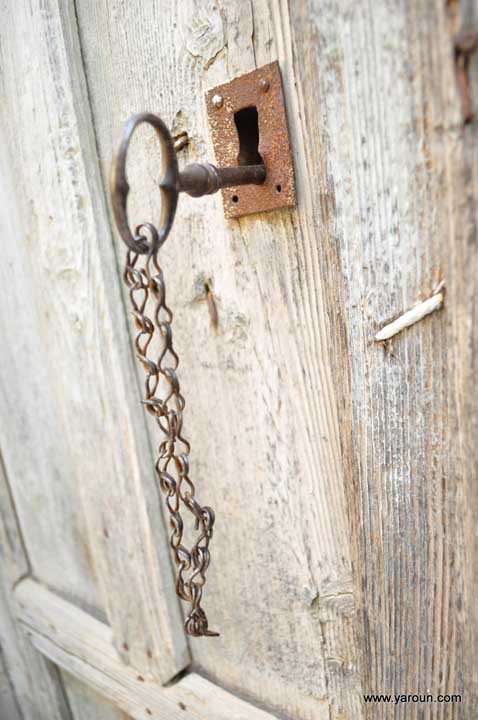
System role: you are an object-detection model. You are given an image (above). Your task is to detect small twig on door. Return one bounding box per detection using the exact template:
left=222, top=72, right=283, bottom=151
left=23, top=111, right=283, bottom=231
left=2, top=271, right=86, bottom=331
left=375, top=284, right=445, bottom=342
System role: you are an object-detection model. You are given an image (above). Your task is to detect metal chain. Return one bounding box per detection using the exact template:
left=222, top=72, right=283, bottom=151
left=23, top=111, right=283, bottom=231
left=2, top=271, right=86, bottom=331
left=123, top=223, right=218, bottom=637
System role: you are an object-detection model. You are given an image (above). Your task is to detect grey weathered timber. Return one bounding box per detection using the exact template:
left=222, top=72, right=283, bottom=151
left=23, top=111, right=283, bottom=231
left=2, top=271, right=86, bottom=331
left=0, top=0, right=476, bottom=719
left=76, top=1, right=363, bottom=718
left=0, top=651, right=22, bottom=720
left=0, top=0, right=188, bottom=685
left=61, top=673, right=131, bottom=720
left=75, top=0, right=477, bottom=718
left=15, top=578, right=279, bottom=720
left=0, top=446, right=130, bottom=720
left=0, top=452, right=71, bottom=720
left=289, top=0, right=478, bottom=716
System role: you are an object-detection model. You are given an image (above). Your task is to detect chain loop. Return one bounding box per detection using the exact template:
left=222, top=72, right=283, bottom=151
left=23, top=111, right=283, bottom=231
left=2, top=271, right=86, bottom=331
left=123, top=225, right=218, bottom=637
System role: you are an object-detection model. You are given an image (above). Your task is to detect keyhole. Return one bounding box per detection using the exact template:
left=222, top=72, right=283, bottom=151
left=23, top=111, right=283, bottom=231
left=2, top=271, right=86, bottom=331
left=234, top=107, right=264, bottom=167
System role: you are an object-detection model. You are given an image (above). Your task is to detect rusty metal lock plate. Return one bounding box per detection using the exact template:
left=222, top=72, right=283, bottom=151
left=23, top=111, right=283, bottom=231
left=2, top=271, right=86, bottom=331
left=206, top=61, right=296, bottom=219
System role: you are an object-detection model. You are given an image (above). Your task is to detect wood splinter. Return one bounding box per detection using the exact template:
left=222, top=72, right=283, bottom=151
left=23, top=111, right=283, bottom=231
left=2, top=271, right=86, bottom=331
left=375, top=285, right=445, bottom=342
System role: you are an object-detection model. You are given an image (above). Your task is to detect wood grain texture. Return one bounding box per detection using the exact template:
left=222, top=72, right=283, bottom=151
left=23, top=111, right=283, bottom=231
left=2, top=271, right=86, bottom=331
left=75, top=0, right=478, bottom=718
left=0, top=447, right=130, bottom=720
left=1, top=1, right=475, bottom=719
left=0, top=0, right=189, bottom=681
left=289, top=0, right=478, bottom=717
left=0, top=583, right=70, bottom=720
left=15, top=578, right=280, bottom=720
left=0, top=100, right=99, bottom=612
left=0, top=662, right=22, bottom=720
left=0, top=611, right=25, bottom=720
left=0, top=452, right=71, bottom=720
left=61, top=672, right=131, bottom=720
left=453, top=0, right=478, bottom=32
left=75, top=1, right=362, bottom=718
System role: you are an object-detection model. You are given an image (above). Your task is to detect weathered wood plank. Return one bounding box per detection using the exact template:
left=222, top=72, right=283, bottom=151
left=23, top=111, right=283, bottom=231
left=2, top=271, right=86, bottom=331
left=0, top=0, right=189, bottom=681
left=3, top=0, right=473, bottom=717
left=0, top=452, right=71, bottom=720
left=61, top=672, right=131, bottom=720
left=75, top=1, right=363, bottom=717
left=0, top=648, right=23, bottom=720
left=0, top=579, right=71, bottom=720
left=446, top=3, right=478, bottom=714
left=76, top=0, right=478, bottom=717
left=0, top=443, right=129, bottom=720
left=15, top=578, right=279, bottom=720
left=289, top=0, right=477, bottom=715
left=74, top=0, right=367, bottom=717
left=0, top=112, right=99, bottom=612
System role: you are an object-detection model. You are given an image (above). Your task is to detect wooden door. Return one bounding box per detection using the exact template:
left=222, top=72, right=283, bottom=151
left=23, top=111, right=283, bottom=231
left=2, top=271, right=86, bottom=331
left=0, top=1, right=476, bottom=719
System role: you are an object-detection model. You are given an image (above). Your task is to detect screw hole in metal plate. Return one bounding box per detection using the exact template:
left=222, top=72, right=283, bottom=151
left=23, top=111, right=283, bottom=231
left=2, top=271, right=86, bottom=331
left=232, top=194, right=239, bottom=203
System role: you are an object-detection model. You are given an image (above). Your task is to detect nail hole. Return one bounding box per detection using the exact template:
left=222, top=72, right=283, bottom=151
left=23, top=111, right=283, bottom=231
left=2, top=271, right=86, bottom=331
left=275, top=184, right=282, bottom=193
left=179, top=702, right=187, bottom=710
left=145, top=710, right=152, bottom=716
left=232, top=195, right=239, bottom=203
left=122, top=643, right=129, bottom=652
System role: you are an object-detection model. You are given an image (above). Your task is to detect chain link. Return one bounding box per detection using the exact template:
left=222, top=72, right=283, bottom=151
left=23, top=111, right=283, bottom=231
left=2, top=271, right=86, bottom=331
left=123, top=223, right=218, bottom=637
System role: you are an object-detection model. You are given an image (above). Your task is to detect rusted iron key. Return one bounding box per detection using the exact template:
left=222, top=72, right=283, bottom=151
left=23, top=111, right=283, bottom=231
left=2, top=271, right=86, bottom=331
left=110, top=112, right=265, bottom=254
left=110, top=112, right=265, bottom=637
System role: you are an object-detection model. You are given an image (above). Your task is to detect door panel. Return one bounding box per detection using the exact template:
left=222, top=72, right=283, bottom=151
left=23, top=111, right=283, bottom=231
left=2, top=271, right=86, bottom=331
left=0, top=128, right=100, bottom=610
left=0, top=0, right=476, bottom=719
left=289, top=0, right=475, bottom=706
left=0, top=453, right=72, bottom=720
left=75, top=1, right=361, bottom=718
left=0, top=0, right=188, bottom=685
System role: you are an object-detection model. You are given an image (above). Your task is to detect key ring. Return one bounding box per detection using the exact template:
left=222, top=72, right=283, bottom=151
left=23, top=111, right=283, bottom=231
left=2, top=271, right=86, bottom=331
left=110, top=112, right=179, bottom=255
